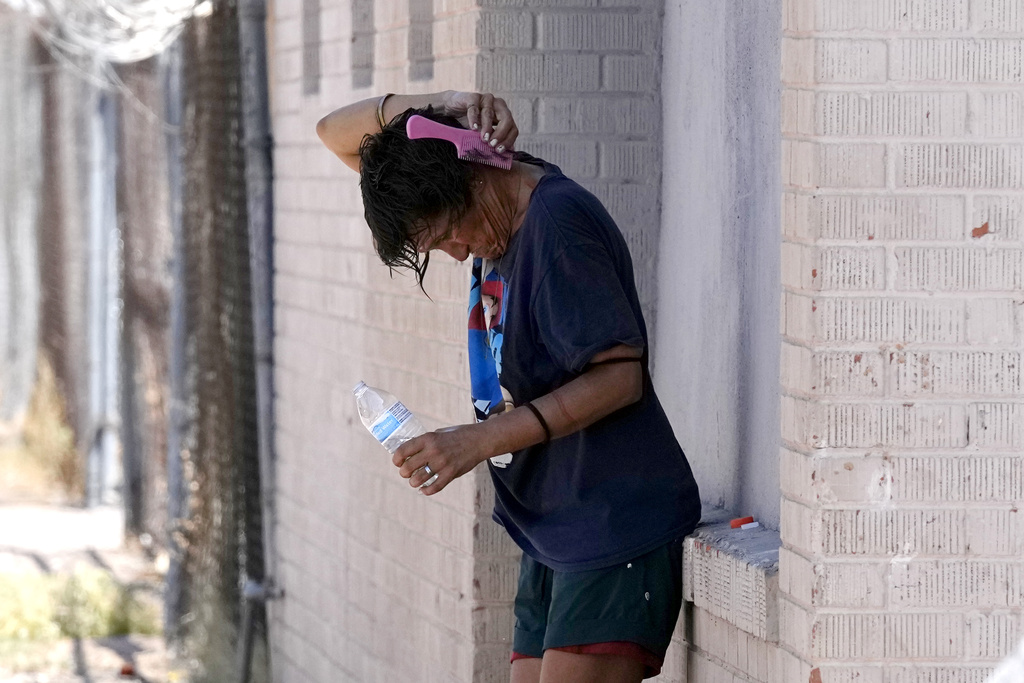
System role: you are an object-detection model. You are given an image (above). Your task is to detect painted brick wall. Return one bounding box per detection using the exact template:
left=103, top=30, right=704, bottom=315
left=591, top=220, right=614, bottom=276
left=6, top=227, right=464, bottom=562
left=269, top=0, right=489, bottom=680
left=780, top=0, right=1024, bottom=680
left=268, top=1, right=664, bottom=681
left=270, top=0, right=1022, bottom=679
left=475, top=0, right=665, bottom=321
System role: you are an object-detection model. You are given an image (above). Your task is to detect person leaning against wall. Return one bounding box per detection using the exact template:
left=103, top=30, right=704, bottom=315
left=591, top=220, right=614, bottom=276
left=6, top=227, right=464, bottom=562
left=316, top=91, right=701, bottom=683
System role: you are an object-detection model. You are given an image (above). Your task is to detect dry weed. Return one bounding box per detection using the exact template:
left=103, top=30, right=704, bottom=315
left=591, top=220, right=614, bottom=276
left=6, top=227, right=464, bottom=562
left=22, top=355, right=83, bottom=500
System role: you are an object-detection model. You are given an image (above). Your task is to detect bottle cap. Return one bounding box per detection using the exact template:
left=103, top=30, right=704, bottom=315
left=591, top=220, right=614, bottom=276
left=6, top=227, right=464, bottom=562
left=352, top=380, right=367, bottom=395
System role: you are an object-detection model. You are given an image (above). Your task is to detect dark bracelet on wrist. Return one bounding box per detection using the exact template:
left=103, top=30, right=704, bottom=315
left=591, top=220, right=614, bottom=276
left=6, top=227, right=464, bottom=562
left=523, top=402, right=551, bottom=445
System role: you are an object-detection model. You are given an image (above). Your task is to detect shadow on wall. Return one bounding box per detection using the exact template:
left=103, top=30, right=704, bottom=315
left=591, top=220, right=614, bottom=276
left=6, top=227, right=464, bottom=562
left=655, top=0, right=782, bottom=529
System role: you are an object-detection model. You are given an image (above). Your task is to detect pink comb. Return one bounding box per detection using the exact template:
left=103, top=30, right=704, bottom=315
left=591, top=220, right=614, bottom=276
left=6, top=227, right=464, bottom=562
left=406, top=115, right=513, bottom=170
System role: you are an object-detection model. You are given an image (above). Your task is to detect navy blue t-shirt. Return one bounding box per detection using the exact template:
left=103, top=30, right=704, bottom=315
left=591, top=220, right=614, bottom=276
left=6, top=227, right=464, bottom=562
left=480, top=158, right=701, bottom=572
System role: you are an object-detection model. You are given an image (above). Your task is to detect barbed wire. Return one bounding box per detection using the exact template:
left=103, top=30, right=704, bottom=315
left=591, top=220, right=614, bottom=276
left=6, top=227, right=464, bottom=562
left=2, top=0, right=209, bottom=64
left=1, top=0, right=209, bottom=131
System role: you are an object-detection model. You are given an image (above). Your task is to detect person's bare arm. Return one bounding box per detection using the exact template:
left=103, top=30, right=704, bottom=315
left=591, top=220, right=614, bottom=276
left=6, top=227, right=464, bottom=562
left=393, top=344, right=644, bottom=494
left=316, top=91, right=520, bottom=173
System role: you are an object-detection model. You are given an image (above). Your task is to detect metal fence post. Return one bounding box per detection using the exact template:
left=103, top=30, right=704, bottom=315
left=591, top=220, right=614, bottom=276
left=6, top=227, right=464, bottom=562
left=237, top=0, right=280, bottom=678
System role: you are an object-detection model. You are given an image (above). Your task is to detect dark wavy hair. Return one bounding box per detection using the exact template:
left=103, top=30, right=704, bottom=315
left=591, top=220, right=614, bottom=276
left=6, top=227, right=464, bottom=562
left=359, top=106, right=476, bottom=289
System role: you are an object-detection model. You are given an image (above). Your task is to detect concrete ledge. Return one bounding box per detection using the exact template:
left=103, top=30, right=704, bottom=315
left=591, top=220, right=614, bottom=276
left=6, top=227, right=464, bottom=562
left=683, top=507, right=781, bottom=643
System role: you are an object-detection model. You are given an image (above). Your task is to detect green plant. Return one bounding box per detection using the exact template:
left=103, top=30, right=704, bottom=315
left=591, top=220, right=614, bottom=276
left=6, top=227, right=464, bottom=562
left=52, top=570, right=160, bottom=638
left=0, top=569, right=160, bottom=642
left=0, top=574, right=62, bottom=640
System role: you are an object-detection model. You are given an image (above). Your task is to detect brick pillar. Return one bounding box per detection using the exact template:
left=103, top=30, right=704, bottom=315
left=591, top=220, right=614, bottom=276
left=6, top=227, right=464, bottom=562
left=779, top=0, right=1023, bottom=680
left=475, top=0, right=664, bottom=319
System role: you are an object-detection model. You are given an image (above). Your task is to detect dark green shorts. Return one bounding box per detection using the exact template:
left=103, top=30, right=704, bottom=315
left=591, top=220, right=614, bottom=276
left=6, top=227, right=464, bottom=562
left=512, top=539, right=684, bottom=669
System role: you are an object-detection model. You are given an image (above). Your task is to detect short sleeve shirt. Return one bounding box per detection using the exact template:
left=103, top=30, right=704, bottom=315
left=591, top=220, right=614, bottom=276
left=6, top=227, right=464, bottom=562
left=477, top=158, right=701, bottom=572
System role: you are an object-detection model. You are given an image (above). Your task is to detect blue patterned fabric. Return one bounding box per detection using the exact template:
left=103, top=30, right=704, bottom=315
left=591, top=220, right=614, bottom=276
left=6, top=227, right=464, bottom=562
left=468, top=257, right=507, bottom=421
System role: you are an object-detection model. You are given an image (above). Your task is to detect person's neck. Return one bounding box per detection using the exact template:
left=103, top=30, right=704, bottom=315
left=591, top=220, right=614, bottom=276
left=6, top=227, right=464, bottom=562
left=473, top=161, right=545, bottom=251
left=506, top=161, right=545, bottom=237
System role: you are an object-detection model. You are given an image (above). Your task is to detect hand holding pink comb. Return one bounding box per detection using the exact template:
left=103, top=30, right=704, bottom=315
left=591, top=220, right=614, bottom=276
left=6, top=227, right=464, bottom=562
left=406, top=115, right=513, bottom=170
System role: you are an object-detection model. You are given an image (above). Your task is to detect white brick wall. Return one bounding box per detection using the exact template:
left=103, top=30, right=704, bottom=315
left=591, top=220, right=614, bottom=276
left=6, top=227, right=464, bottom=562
left=268, top=0, right=1023, bottom=679
left=780, top=0, right=1024, bottom=680
left=475, top=0, right=665, bottom=317
left=654, top=508, right=784, bottom=683
left=269, top=1, right=665, bottom=681
left=270, top=0, right=487, bottom=680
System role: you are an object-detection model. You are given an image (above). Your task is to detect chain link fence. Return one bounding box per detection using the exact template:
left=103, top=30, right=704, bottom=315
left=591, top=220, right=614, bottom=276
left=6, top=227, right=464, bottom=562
left=167, top=1, right=270, bottom=678
left=1, top=0, right=271, bottom=676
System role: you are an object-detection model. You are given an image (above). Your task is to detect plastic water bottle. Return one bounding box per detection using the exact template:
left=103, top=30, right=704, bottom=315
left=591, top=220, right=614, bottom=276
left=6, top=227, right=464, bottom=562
left=352, top=381, right=438, bottom=486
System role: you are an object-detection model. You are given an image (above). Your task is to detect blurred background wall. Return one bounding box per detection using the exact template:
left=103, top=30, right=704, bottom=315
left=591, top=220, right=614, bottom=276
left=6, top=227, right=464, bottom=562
left=0, top=3, right=270, bottom=680
left=0, top=8, right=42, bottom=430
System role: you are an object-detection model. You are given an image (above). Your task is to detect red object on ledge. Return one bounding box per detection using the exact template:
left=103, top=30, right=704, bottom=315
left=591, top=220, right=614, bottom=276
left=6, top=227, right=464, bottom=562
left=730, top=516, right=754, bottom=529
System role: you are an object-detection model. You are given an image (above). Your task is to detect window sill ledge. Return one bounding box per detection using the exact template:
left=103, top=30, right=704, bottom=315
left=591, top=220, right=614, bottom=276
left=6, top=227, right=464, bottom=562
left=682, top=506, right=781, bottom=642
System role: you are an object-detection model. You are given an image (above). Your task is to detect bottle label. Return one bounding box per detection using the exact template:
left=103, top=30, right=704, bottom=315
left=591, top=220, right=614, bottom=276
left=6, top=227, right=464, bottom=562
left=371, top=402, right=412, bottom=442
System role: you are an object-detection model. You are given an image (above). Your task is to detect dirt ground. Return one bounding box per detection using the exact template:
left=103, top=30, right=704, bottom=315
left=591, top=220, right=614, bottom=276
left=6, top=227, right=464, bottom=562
left=0, top=439, right=184, bottom=683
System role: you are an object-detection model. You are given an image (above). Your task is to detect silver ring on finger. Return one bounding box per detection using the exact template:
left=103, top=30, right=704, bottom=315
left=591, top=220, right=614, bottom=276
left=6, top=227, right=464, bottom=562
left=422, top=473, right=439, bottom=487
left=424, top=464, right=433, bottom=476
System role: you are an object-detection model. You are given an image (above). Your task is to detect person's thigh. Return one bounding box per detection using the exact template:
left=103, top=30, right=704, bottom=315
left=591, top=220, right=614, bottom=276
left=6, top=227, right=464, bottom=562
left=510, top=657, right=543, bottom=683
left=544, top=540, right=684, bottom=658
left=512, top=540, right=684, bottom=680
left=539, top=650, right=644, bottom=683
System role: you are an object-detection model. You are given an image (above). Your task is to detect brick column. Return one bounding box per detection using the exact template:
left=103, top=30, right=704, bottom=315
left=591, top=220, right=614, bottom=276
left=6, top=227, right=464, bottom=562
left=475, top=0, right=664, bottom=319
left=779, top=0, right=1023, bottom=680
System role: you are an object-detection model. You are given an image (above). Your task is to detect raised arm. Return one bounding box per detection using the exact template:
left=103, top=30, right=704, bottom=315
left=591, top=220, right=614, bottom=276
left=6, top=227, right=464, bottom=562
left=316, top=90, right=520, bottom=173
left=392, top=343, right=644, bottom=494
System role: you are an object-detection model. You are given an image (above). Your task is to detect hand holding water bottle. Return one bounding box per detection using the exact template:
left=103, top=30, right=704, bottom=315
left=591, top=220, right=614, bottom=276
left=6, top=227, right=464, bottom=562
left=353, top=381, right=438, bottom=487
left=391, top=423, right=491, bottom=495
left=353, top=381, right=491, bottom=495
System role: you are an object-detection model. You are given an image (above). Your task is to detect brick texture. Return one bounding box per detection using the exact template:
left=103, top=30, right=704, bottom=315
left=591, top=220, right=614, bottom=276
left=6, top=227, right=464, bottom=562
left=269, top=0, right=1024, bottom=679
left=476, top=1, right=664, bottom=319
left=269, top=0, right=508, bottom=680
left=781, top=0, right=1024, bottom=677
left=269, top=2, right=666, bottom=682
left=683, top=516, right=780, bottom=642
left=657, top=605, right=786, bottom=683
